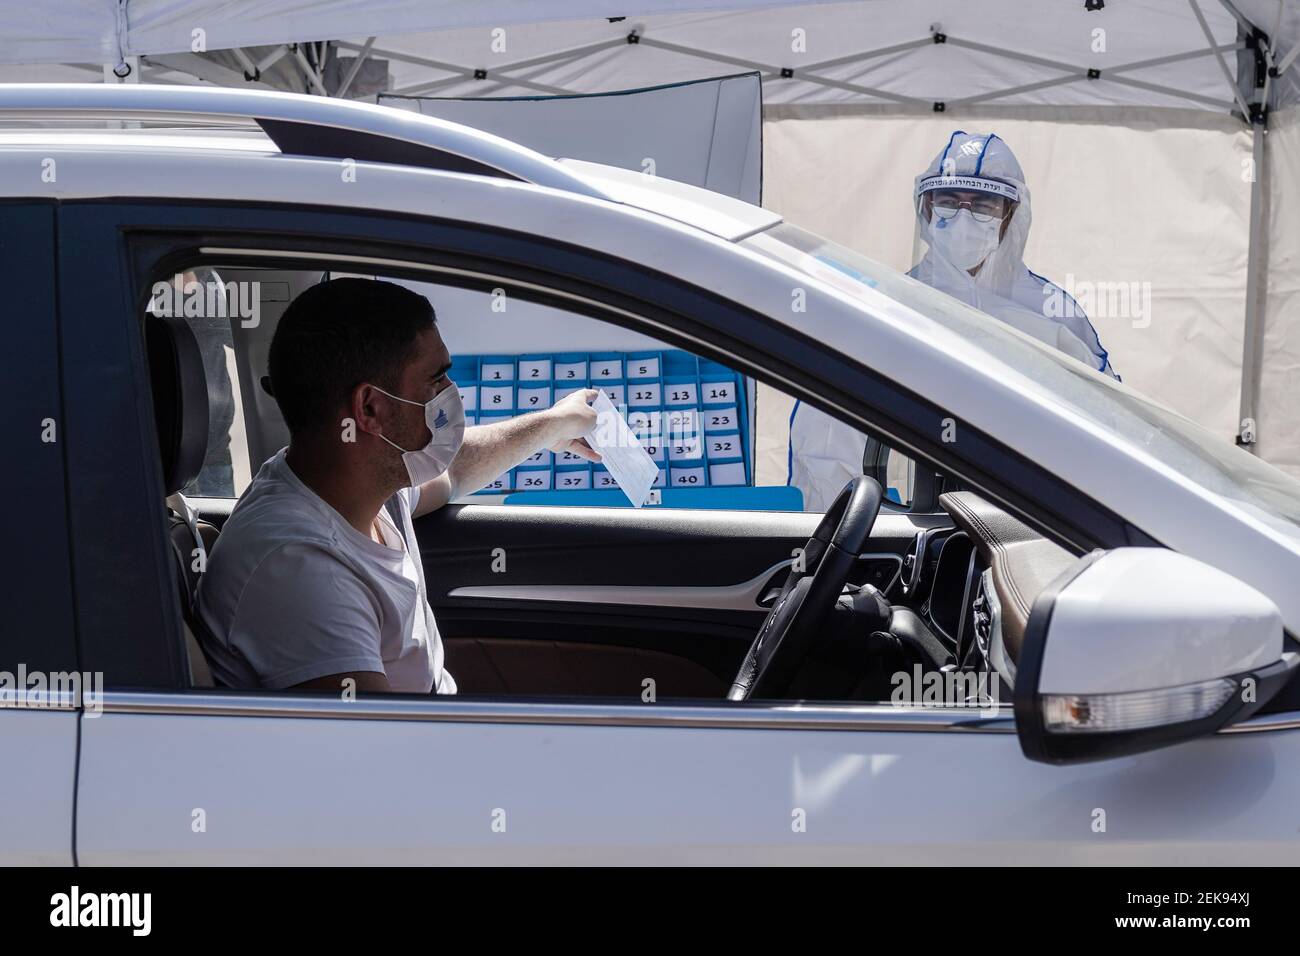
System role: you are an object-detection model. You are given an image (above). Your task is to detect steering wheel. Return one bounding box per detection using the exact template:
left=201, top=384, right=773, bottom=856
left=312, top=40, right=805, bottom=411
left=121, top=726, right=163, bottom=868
left=727, top=476, right=884, bottom=701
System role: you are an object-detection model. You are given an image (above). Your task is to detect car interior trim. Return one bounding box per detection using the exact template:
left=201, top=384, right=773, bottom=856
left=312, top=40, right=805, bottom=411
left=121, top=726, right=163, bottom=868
left=447, top=554, right=902, bottom=612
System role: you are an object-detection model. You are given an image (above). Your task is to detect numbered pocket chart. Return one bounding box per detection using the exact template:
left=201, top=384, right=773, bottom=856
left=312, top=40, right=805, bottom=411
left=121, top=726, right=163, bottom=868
left=451, top=350, right=752, bottom=503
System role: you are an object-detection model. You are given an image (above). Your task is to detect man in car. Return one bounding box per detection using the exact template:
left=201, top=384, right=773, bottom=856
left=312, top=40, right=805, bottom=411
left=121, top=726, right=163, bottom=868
left=195, top=278, right=600, bottom=694
left=788, top=131, right=1116, bottom=510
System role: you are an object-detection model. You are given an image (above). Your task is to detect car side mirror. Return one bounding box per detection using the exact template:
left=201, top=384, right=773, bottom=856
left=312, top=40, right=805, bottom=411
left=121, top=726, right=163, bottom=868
left=862, top=436, right=940, bottom=512
left=1014, top=548, right=1297, bottom=765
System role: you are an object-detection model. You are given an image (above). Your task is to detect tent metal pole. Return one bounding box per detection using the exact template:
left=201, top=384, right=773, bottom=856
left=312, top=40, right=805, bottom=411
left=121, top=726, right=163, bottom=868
left=454, top=38, right=625, bottom=77
left=472, top=49, right=601, bottom=96
left=342, top=39, right=600, bottom=97
left=634, top=37, right=775, bottom=72
left=1238, top=113, right=1269, bottom=451
left=393, top=70, right=570, bottom=98
left=1274, top=40, right=1300, bottom=76
left=636, top=37, right=923, bottom=104
left=944, top=37, right=1078, bottom=74
left=1102, top=73, right=1235, bottom=111
left=789, top=36, right=933, bottom=74
left=230, top=48, right=258, bottom=81
left=143, top=52, right=279, bottom=90
left=950, top=72, right=1233, bottom=112
left=948, top=74, right=1087, bottom=107
left=335, top=41, right=463, bottom=73
left=391, top=53, right=589, bottom=99
left=392, top=74, right=489, bottom=97
left=782, top=72, right=924, bottom=104
left=1190, top=0, right=1254, bottom=119
left=943, top=35, right=1242, bottom=111
left=1268, top=0, right=1286, bottom=58
left=336, top=36, right=375, bottom=98
left=338, top=37, right=616, bottom=79
left=255, top=45, right=290, bottom=75
left=1259, top=31, right=1275, bottom=110
left=1106, top=42, right=1244, bottom=75
left=291, top=45, right=328, bottom=95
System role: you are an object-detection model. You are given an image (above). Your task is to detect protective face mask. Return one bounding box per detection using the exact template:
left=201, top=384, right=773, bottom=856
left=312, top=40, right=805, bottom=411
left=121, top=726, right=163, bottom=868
left=372, top=383, right=466, bottom=488
left=929, top=207, right=1002, bottom=272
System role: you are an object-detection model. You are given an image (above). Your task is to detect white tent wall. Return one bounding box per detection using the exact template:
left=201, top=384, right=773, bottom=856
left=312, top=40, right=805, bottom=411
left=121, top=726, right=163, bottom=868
left=379, top=73, right=763, bottom=203
left=753, top=105, right=1257, bottom=482
left=1260, top=103, right=1300, bottom=476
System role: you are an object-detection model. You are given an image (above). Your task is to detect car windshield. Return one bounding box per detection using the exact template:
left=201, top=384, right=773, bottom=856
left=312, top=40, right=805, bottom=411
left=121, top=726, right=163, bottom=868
left=743, top=222, right=1300, bottom=542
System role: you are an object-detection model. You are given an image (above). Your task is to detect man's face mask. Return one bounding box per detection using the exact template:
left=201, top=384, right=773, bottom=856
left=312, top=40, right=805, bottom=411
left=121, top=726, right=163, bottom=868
left=371, top=382, right=466, bottom=488
left=928, top=206, right=1003, bottom=272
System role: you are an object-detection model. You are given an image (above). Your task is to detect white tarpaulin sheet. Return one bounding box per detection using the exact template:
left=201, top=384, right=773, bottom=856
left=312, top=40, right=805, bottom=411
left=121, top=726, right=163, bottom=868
left=1261, top=104, right=1300, bottom=475
left=379, top=73, right=762, bottom=203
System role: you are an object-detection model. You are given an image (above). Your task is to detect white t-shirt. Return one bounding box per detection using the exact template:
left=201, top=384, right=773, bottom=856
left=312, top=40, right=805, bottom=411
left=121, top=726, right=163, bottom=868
left=196, top=449, right=456, bottom=693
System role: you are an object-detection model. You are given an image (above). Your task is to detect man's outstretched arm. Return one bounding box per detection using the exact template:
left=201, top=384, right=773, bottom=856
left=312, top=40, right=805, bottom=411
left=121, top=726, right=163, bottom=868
left=413, top=388, right=600, bottom=516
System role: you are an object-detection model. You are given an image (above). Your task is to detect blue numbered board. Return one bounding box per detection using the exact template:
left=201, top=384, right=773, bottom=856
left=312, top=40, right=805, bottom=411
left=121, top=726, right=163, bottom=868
left=451, top=349, right=752, bottom=502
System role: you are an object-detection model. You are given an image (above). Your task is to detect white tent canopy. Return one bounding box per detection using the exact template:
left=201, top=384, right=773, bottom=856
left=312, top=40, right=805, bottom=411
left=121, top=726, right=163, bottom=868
left=1, top=0, right=1293, bottom=111
left=1, top=0, right=1297, bottom=473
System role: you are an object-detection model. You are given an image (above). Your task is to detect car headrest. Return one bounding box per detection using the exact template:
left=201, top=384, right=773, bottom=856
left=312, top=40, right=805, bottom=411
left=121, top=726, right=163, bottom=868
left=145, top=311, right=211, bottom=496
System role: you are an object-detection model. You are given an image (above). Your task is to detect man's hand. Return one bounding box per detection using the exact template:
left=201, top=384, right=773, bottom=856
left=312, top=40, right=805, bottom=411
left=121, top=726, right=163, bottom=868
left=414, top=387, right=602, bottom=515
left=545, top=388, right=602, bottom=463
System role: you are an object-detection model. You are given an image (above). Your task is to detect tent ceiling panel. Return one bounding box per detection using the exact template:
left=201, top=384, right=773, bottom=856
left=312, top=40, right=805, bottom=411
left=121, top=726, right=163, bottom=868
left=337, top=2, right=1245, bottom=111
left=3, top=1, right=1296, bottom=115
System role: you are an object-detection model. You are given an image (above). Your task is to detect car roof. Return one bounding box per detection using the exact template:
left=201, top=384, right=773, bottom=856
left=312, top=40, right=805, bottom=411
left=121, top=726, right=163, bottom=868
left=555, top=159, right=780, bottom=241
left=0, top=84, right=782, bottom=242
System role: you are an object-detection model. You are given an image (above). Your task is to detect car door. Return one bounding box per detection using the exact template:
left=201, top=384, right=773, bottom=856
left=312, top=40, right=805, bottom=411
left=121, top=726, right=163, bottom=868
left=419, top=503, right=934, bottom=698
left=62, top=195, right=1300, bottom=865
left=1, top=203, right=79, bottom=865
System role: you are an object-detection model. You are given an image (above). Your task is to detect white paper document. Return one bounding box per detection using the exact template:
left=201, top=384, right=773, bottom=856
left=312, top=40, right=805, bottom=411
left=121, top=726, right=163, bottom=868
left=585, top=391, right=659, bottom=507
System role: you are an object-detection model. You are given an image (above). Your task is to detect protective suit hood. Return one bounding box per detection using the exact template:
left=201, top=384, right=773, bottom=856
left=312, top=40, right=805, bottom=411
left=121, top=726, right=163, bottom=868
left=786, top=130, right=1119, bottom=513
left=913, top=131, right=1031, bottom=298
left=910, top=131, right=1115, bottom=377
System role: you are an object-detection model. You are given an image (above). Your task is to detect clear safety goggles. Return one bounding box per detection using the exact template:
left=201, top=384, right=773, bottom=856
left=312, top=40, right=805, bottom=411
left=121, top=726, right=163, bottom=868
left=926, top=190, right=1010, bottom=223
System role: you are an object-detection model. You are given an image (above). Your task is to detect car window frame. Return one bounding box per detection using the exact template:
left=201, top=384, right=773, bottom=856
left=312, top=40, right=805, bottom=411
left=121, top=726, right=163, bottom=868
left=3, top=200, right=78, bottom=683
left=63, top=198, right=1151, bottom=693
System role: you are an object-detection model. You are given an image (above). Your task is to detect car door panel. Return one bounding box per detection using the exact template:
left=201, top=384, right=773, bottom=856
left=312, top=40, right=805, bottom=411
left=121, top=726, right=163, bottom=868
left=422, top=505, right=941, bottom=621
left=75, top=698, right=1300, bottom=865
left=418, top=504, right=945, bottom=694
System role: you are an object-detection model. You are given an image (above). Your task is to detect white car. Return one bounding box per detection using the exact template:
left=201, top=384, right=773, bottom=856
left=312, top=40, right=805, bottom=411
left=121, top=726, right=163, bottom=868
left=4, top=84, right=1300, bottom=865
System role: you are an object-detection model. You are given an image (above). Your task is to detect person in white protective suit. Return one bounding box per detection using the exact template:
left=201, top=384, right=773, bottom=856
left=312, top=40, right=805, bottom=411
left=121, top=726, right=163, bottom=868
left=787, top=131, right=1118, bottom=511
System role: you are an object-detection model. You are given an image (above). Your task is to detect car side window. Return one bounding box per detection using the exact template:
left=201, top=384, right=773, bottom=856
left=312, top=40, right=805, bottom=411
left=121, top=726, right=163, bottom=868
left=175, top=267, right=834, bottom=513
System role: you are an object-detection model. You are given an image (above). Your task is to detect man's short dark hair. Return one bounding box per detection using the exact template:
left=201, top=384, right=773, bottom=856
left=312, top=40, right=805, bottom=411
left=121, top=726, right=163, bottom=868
left=266, top=278, right=436, bottom=435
